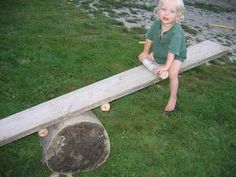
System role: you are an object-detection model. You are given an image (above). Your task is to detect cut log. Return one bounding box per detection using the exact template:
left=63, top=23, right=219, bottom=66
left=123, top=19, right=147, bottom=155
left=40, top=111, right=110, bottom=173
left=100, top=103, right=111, bottom=112
left=38, top=128, right=48, bottom=137
left=0, top=40, right=229, bottom=146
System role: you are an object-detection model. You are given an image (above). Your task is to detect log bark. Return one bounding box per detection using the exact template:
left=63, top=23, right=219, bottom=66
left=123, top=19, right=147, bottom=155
left=40, top=111, right=110, bottom=173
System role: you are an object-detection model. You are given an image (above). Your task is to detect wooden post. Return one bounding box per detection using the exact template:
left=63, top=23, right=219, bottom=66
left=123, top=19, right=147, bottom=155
left=40, top=111, right=110, bottom=174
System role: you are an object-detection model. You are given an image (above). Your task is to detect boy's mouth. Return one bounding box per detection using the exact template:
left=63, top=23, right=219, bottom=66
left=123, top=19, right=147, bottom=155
left=163, top=17, right=169, bottom=21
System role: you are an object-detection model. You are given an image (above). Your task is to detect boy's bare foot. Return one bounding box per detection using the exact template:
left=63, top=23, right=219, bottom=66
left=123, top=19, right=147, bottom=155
left=165, top=97, right=177, bottom=112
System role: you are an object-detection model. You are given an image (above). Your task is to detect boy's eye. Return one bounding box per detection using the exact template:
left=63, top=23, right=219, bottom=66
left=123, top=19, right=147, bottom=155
left=161, top=7, right=167, bottom=11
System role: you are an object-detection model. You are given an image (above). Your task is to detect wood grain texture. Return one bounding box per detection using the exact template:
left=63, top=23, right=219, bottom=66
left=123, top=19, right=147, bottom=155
left=0, top=40, right=229, bottom=146
left=40, top=111, right=110, bottom=173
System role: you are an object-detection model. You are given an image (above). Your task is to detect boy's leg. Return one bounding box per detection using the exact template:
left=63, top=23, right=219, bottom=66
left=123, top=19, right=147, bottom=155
left=148, top=52, right=155, bottom=61
left=165, top=60, right=182, bottom=112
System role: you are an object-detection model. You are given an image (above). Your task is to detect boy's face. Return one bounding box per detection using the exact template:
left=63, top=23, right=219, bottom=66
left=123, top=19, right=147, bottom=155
left=159, top=0, right=180, bottom=26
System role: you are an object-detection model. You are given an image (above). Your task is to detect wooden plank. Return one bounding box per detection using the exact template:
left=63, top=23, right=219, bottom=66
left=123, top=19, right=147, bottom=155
left=0, top=40, right=229, bottom=146
left=208, top=23, right=235, bottom=30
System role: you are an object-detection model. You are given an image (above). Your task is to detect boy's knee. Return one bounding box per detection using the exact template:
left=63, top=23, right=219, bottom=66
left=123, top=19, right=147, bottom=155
left=168, top=60, right=182, bottom=79
left=168, top=70, right=179, bottom=79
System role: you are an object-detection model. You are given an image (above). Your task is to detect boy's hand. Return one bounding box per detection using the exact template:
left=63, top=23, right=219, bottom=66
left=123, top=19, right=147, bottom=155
left=138, top=52, right=149, bottom=63
left=155, top=65, right=168, bottom=75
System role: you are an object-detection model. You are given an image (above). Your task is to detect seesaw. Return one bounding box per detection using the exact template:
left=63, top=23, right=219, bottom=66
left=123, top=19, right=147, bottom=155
left=0, top=40, right=229, bottom=175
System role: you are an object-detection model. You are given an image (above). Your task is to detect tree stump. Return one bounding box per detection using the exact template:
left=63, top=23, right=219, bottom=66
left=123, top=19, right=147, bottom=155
left=40, top=111, right=110, bottom=174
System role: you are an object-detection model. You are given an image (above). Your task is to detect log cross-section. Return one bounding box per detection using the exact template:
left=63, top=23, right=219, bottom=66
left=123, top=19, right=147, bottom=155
left=0, top=40, right=229, bottom=146
left=40, top=111, right=110, bottom=173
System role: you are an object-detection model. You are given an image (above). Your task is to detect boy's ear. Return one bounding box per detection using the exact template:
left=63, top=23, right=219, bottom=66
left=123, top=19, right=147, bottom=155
left=176, top=14, right=183, bottom=22
left=176, top=16, right=181, bottom=22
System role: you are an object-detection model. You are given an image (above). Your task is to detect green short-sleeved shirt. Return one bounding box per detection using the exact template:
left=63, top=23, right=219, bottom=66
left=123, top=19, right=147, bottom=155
left=145, top=20, right=187, bottom=64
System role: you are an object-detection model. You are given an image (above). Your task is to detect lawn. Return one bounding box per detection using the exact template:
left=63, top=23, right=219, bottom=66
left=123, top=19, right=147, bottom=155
left=0, top=0, right=235, bottom=177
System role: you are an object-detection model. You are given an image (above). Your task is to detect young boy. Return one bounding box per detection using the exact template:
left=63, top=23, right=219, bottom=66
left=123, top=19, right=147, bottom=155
left=139, top=0, right=186, bottom=112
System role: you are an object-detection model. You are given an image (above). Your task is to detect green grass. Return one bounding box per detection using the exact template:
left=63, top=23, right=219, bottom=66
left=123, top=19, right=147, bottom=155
left=0, top=0, right=236, bottom=177
left=181, top=23, right=199, bottom=35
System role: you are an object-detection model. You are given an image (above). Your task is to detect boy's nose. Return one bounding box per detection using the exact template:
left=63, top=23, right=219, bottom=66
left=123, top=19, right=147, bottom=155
left=164, top=10, right=169, bottom=16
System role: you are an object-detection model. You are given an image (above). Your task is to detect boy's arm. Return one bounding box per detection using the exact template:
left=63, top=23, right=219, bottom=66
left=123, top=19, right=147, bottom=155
left=138, top=39, right=152, bottom=62
left=165, top=53, right=175, bottom=69
left=155, top=52, right=175, bottom=74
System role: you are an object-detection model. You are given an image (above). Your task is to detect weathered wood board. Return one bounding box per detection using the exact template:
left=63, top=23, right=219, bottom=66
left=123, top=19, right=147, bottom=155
left=0, top=40, right=229, bottom=146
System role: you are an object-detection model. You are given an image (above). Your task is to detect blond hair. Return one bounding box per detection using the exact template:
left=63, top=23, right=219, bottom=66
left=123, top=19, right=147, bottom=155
left=154, top=0, right=185, bottom=22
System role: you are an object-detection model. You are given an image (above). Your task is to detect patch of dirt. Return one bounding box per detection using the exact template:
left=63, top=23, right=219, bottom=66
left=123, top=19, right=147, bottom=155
left=72, top=0, right=236, bottom=62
